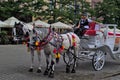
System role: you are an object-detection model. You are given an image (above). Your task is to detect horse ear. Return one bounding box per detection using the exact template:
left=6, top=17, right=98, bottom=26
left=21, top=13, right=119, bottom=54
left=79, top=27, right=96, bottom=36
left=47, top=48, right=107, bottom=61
left=14, top=22, right=17, bottom=27
left=48, top=24, right=52, bottom=32
left=15, top=22, right=17, bottom=25
left=18, top=22, right=21, bottom=24
left=52, top=27, right=55, bottom=31
left=50, top=24, right=51, bottom=28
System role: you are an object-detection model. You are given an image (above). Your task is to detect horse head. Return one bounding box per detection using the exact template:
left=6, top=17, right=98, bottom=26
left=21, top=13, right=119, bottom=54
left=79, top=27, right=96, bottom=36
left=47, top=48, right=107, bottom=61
left=14, top=22, right=24, bottom=36
left=13, top=22, right=31, bottom=43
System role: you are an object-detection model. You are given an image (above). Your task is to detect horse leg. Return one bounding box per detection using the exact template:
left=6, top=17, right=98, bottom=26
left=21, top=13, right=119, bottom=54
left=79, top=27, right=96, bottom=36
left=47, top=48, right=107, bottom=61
left=37, top=50, right=42, bottom=73
left=44, top=54, right=50, bottom=75
left=71, top=56, right=76, bottom=73
left=48, top=57, right=55, bottom=78
left=28, top=48, right=34, bottom=72
left=66, top=64, right=70, bottom=73
left=66, top=53, right=71, bottom=73
left=71, top=48, right=77, bottom=73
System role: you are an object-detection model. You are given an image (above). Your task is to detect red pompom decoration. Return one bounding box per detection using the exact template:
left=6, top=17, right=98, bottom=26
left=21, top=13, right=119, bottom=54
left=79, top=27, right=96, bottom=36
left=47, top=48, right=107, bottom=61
left=73, top=42, right=76, bottom=47
left=58, top=48, right=63, bottom=53
left=60, top=45, right=65, bottom=50
left=53, top=49, right=57, bottom=54
left=72, top=35, right=75, bottom=38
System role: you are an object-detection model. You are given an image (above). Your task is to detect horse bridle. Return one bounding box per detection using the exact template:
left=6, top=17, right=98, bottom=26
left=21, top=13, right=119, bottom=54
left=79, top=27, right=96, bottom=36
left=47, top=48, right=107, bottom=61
left=38, top=29, right=64, bottom=50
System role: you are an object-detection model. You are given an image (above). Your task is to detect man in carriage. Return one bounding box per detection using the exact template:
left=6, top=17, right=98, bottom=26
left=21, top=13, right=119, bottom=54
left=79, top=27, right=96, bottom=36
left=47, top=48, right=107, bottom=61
left=74, top=13, right=91, bottom=37
left=74, top=13, right=101, bottom=38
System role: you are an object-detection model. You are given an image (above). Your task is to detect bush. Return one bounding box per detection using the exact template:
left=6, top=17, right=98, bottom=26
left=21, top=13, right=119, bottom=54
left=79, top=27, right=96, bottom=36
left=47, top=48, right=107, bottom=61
left=0, top=31, right=9, bottom=44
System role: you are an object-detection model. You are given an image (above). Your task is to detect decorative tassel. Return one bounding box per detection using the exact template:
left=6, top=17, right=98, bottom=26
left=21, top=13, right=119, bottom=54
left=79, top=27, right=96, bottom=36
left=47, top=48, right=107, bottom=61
left=23, top=42, right=26, bottom=45
left=55, top=53, right=60, bottom=58
left=61, top=45, right=65, bottom=50
left=72, top=35, right=75, bottom=38
left=35, top=41, right=39, bottom=46
left=58, top=48, right=62, bottom=53
left=53, top=48, right=57, bottom=54
left=72, top=34, right=76, bottom=47
left=73, top=42, right=76, bottom=47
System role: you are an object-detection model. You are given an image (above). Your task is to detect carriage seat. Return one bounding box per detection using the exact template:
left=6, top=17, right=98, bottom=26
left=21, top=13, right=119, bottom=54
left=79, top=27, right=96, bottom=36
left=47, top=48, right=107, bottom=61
left=84, top=21, right=97, bottom=36
left=81, top=22, right=105, bottom=49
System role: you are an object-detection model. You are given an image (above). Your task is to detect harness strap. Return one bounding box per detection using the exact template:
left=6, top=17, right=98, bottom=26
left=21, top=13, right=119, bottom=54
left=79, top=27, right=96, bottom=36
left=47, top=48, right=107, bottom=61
left=67, top=33, right=72, bottom=47
left=40, top=32, right=54, bottom=47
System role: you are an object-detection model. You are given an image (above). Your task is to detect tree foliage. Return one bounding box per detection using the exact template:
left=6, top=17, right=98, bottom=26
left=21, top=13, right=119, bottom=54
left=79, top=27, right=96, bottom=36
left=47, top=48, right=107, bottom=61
left=94, top=0, right=120, bottom=27
left=2, top=0, right=120, bottom=26
left=0, top=0, right=46, bottom=22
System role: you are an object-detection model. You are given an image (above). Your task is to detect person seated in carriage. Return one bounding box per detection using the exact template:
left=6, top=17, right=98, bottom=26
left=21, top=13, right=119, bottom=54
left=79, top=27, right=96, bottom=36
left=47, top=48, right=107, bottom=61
left=74, top=14, right=102, bottom=37
left=74, top=13, right=92, bottom=37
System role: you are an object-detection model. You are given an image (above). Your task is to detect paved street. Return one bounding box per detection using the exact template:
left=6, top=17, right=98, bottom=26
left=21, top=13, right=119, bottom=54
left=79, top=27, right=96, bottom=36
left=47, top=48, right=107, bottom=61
left=0, top=45, right=120, bottom=80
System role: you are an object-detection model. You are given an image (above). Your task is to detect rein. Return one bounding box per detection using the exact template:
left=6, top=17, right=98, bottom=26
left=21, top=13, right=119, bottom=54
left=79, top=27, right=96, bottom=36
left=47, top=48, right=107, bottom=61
left=40, top=32, right=54, bottom=47
left=67, top=33, right=72, bottom=46
left=39, top=28, right=56, bottom=49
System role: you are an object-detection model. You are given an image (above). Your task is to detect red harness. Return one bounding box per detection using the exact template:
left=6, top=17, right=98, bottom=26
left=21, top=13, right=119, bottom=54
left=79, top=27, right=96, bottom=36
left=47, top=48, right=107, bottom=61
left=38, top=29, right=55, bottom=49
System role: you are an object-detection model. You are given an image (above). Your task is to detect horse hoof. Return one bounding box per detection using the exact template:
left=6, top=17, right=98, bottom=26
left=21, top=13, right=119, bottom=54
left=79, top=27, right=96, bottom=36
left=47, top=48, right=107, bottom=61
left=66, top=65, right=70, bottom=73
left=71, top=69, right=76, bottom=73
left=48, top=72, right=54, bottom=78
left=37, top=69, right=42, bottom=73
left=43, top=70, right=49, bottom=75
left=28, top=68, right=33, bottom=72
left=66, top=69, right=70, bottom=73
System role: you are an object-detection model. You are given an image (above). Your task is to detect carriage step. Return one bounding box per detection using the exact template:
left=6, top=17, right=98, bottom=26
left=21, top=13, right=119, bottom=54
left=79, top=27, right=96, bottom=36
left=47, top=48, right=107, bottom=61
left=78, top=52, right=95, bottom=60
left=80, top=51, right=95, bottom=56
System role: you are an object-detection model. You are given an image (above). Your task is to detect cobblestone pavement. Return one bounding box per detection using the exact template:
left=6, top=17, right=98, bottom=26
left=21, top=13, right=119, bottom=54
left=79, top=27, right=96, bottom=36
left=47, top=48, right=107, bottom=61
left=0, top=45, right=120, bottom=80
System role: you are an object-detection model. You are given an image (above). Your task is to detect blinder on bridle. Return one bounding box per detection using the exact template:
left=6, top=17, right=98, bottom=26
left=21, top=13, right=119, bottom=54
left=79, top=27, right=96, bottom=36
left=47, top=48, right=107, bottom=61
left=14, top=22, right=24, bottom=36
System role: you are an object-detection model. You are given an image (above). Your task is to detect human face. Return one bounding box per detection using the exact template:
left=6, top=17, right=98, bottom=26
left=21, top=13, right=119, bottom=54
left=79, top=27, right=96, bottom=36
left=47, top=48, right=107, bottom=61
left=81, top=15, right=86, bottom=19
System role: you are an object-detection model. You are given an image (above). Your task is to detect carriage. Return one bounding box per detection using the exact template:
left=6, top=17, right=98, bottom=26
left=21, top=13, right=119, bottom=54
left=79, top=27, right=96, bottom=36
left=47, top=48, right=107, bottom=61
left=25, top=23, right=120, bottom=73
left=15, top=22, right=120, bottom=77
left=64, top=24, right=120, bottom=71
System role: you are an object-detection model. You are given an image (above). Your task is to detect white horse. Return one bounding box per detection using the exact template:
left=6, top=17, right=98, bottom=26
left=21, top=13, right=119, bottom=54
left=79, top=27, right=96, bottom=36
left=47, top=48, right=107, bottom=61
left=27, top=28, right=43, bottom=73
left=38, top=28, right=80, bottom=78
left=14, top=23, right=43, bottom=73
left=14, top=23, right=80, bottom=78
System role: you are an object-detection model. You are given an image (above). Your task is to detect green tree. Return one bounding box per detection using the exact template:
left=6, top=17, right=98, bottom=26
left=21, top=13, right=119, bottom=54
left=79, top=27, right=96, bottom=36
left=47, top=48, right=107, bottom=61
left=0, top=0, right=46, bottom=22
left=0, top=1, right=20, bottom=20
left=0, top=0, right=92, bottom=24
left=94, top=0, right=120, bottom=27
left=0, top=31, right=9, bottom=44
left=47, top=0, right=91, bottom=24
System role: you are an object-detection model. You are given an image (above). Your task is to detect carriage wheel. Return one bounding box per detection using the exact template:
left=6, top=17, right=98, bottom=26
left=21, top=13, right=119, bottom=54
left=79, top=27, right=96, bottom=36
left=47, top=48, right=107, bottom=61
left=63, top=48, right=75, bottom=65
left=92, top=50, right=105, bottom=71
